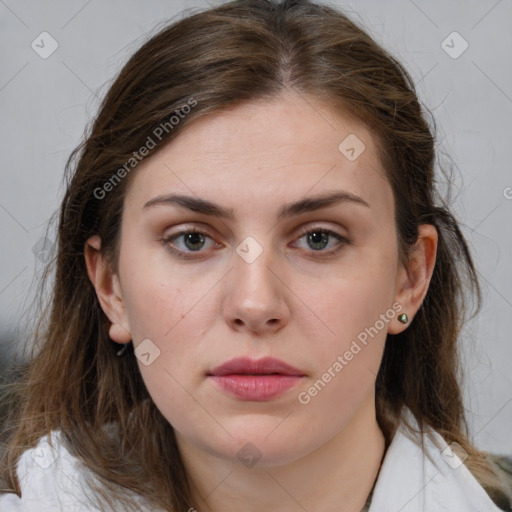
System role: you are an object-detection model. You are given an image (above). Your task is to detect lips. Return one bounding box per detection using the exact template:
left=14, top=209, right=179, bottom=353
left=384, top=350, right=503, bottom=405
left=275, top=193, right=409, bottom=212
left=208, top=356, right=305, bottom=377
left=207, top=357, right=305, bottom=401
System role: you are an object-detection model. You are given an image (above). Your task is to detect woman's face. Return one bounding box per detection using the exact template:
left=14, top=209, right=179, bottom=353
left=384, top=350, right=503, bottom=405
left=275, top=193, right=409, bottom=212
left=108, top=92, right=407, bottom=466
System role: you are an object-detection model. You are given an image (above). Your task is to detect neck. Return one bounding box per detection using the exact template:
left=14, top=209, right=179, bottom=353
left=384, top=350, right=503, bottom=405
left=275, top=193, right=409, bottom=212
left=177, top=394, right=386, bottom=512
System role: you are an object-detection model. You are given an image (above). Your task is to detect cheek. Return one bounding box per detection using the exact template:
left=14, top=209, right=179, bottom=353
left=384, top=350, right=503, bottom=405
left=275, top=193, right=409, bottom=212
left=293, top=264, right=394, bottom=427
left=119, top=246, right=209, bottom=342
left=121, top=275, right=211, bottom=433
left=123, top=278, right=183, bottom=340
left=294, top=249, right=398, bottom=351
left=118, top=256, right=215, bottom=380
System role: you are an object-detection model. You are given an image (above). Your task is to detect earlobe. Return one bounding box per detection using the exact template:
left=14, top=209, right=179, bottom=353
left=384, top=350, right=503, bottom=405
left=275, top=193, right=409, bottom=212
left=389, top=224, right=438, bottom=334
left=84, top=235, right=132, bottom=344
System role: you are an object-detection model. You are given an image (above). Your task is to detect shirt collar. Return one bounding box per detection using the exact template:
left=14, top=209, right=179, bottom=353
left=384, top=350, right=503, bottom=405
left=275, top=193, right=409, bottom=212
left=368, top=407, right=503, bottom=511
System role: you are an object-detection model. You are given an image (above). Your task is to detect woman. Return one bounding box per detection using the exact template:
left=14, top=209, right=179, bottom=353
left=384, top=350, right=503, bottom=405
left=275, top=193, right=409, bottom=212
left=1, top=0, right=510, bottom=510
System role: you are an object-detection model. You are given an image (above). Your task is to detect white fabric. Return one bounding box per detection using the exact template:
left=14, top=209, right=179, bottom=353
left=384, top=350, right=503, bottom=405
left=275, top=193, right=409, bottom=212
left=368, top=407, right=503, bottom=511
left=0, top=408, right=503, bottom=511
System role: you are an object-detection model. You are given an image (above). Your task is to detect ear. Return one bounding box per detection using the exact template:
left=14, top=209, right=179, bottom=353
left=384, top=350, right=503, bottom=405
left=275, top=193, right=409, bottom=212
left=84, top=235, right=132, bottom=344
left=389, top=224, right=438, bottom=334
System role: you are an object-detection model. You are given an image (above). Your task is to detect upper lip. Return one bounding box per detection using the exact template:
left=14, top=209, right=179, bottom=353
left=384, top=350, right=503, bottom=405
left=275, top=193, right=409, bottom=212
left=208, top=357, right=305, bottom=376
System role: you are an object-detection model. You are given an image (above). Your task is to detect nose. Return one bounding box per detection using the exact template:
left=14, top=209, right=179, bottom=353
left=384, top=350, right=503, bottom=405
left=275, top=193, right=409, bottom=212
left=222, top=245, right=290, bottom=334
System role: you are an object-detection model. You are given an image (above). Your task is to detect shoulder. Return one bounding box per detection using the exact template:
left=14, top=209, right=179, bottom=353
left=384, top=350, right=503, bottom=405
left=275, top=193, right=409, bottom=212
left=369, top=408, right=507, bottom=511
left=0, top=429, right=155, bottom=512
left=0, top=430, right=99, bottom=511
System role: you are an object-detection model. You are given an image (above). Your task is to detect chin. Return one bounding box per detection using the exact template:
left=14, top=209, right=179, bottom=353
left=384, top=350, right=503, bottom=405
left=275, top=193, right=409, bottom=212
left=201, top=427, right=315, bottom=468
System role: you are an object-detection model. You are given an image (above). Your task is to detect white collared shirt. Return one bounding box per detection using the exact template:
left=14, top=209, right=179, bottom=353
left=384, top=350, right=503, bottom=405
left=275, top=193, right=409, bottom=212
left=368, top=407, right=504, bottom=511
left=0, top=409, right=505, bottom=511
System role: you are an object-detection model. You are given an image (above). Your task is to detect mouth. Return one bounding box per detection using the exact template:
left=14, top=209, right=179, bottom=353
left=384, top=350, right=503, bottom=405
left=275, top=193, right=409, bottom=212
left=207, top=357, right=306, bottom=401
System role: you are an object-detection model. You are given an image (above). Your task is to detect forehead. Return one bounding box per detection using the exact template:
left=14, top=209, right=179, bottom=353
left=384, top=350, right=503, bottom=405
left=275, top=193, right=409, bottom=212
left=124, top=92, right=392, bottom=218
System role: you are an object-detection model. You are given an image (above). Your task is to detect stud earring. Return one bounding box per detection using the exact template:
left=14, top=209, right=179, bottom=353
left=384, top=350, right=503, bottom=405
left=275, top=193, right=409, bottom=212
left=398, top=313, right=408, bottom=324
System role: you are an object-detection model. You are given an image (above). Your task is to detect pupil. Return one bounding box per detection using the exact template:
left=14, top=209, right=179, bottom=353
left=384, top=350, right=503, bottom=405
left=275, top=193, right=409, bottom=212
left=185, top=232, right=204, bottom=250
left=308, top=231, right=328, bottom=250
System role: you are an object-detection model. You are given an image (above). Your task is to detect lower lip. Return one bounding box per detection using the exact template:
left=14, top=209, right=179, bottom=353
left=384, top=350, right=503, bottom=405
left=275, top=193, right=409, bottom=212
left=209, top=375, right=303, bottom=401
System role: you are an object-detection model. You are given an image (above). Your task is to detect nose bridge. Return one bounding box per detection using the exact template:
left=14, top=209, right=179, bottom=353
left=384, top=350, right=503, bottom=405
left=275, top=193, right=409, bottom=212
left=232, top=234, right=277, bottom=304
left=223, top=233, right=290, bottom=331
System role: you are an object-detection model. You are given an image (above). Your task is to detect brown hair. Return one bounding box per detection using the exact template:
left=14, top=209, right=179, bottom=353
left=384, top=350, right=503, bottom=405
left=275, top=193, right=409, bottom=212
left=1, top=0, right=510, bottom=510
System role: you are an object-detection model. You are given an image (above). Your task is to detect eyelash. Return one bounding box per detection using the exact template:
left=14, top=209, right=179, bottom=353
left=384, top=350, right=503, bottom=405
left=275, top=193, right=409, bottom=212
left=161, top=225, right=349, bottom=260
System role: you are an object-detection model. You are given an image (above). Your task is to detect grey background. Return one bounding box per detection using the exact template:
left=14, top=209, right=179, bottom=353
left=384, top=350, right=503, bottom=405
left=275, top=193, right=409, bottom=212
left=0, top=0, right=511, bottom=453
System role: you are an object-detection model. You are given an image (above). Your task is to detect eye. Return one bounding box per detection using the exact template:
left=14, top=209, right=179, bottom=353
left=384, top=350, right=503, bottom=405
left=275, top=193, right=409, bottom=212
left=161, top=225, right=349, bottom=259
left=162, top=229, right=221, bottom=258
left=292, top=227, right=349, bottom=255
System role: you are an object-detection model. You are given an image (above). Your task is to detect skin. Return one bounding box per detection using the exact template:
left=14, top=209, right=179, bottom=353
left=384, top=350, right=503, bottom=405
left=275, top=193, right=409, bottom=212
left=85, top=91, right=437, bottom=512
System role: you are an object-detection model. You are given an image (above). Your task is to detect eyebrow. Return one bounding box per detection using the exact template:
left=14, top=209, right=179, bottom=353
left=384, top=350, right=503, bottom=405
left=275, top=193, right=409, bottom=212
left=142, top=191, right=370, bottom=220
